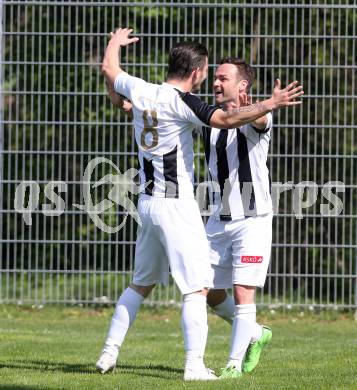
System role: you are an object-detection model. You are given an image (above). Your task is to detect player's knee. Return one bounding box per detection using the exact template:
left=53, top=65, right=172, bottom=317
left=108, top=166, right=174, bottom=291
left=182, top=288, right=209, bottom=303
left=184, top=288, right=209, bottom=299
left=130, top=283, right=155, bottom=298
left=207, top=289, right=227, bottom=307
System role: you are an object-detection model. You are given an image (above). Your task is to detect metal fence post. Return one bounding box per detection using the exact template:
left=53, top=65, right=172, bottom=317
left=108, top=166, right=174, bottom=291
left=0, top=0, right=4, bottom=304
left=355, top=223, right=357, bottom=320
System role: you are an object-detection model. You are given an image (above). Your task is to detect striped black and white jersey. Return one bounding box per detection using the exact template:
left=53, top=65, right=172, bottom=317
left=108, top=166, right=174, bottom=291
left=201, top=113, right=273, bottom=220
left=114, top=72, right=217, bottom=198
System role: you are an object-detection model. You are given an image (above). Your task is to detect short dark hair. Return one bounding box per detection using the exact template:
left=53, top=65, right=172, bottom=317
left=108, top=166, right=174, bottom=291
left=219, top=57, right=255, bottom=91
left=167, top=42, right=208, bottom=80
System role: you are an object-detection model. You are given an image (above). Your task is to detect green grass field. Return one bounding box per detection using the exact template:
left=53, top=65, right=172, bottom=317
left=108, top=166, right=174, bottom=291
left=0, top=305, right=357, bottom=390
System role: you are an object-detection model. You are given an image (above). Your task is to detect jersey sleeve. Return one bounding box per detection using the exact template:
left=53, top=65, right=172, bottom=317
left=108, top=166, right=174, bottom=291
left=114, top=72, right=146, bottom=101
left=251, top=112, right=273, bottom=134
left=175, top=89, right=220, bottom=127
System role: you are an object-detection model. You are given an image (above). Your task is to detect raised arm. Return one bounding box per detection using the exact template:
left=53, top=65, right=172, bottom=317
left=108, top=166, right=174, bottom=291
left=210, top=79, right=303, bottom=129
left=101, top=28, right=139, bottom=87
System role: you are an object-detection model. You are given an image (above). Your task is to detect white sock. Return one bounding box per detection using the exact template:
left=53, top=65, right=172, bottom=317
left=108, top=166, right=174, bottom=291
left=227, top=304, right=256, bottom=371
left=211, top=295, right=235, bottom=325
left=103, top=287, right=144, bottom=358
left=181, top=293, right=208, bottom=370
left=251, top=323, right=263, bottom=343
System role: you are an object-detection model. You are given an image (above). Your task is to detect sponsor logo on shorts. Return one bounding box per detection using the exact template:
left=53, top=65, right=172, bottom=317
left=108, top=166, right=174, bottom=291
left=241, top=256, right=263, bottom=263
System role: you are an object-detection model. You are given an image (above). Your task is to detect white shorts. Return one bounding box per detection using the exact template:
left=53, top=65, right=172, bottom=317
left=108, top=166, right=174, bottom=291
left=133, top=194, right=212, bottom=295
left=205, top=213, right=273, bottom=288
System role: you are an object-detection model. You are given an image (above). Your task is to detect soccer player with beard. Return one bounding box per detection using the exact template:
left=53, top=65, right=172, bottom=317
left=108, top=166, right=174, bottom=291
left=199, top=58, right=278, bottom=378
left=98, top=28, right=303, bottom=380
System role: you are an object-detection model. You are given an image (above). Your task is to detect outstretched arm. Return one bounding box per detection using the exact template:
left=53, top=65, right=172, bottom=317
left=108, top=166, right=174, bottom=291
left=210, top=79, right=303, bottom=129
left=177, top=79, right=303, bottom=129
left=101, top=28, right=139, bottom=87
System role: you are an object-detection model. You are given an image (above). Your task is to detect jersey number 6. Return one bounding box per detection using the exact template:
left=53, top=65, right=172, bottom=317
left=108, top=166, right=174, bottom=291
left=141, top=110, right=158, bottom=150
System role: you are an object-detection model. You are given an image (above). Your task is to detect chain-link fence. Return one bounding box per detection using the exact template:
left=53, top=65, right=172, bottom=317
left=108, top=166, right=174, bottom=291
left=1, top=1, right=356, bottom=309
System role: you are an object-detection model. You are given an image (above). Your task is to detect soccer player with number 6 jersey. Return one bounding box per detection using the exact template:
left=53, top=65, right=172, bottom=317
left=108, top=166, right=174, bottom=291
left=97, top=27, right=303, bottom=381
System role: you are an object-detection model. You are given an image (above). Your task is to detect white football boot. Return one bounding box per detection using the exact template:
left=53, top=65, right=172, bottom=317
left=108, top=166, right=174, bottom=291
left=183, top=366, right=218, bottom=381
left=95, top=352, right=117, bottom=374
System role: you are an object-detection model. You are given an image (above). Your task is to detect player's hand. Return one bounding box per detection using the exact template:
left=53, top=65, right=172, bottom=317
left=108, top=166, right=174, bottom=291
left=238, top=92, right=248, bottom=107
left=271, top=79, right=304, bottom=109
left=109, top=28, right=139, bottom=47
left=238, top=93, right=254, bottom=107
